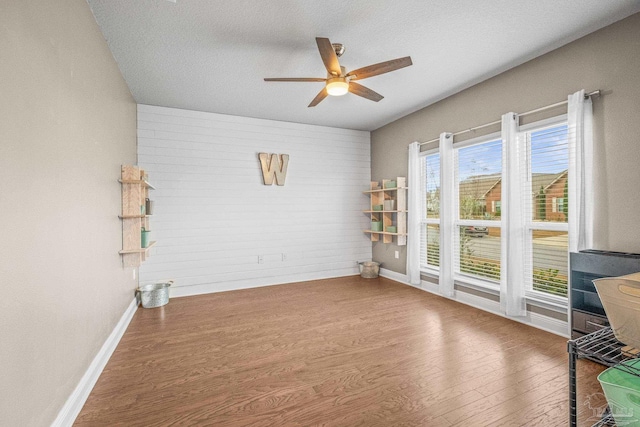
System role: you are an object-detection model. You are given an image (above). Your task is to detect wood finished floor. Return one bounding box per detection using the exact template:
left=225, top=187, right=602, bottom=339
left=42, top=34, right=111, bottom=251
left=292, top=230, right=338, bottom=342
left=75, top=276, right=607, bottom=426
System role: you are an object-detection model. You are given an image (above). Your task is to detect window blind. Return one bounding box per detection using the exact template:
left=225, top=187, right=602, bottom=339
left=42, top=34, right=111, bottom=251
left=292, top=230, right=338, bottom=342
left=522, top=123, right=569, bottom=298
left=420, top=152, right=440, bottom=271
left=453, top=138, right=502, bottom=285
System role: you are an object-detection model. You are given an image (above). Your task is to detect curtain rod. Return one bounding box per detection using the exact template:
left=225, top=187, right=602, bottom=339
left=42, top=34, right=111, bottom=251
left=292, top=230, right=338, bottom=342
left=417, top=90, right=601, bottom=146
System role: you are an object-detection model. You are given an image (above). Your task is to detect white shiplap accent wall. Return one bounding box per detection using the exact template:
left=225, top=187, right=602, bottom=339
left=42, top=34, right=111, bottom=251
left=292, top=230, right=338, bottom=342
left=137, top=104, right=372, bottom=296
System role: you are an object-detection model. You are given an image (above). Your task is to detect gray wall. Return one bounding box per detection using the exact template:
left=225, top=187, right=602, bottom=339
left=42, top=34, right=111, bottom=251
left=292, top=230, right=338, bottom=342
left=0, top=1, right=137, bottom=425
left=372, top=12, right=640, bottom=274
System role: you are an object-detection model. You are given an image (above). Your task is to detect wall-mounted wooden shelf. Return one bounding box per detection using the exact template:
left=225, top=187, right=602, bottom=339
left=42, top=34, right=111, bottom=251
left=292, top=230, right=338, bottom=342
left=119, top=165, right=155, bottom=267
left=363, top=231, right=407, bottom=236
left=119, top=241, right=157, bottom=254
left=364, top=178, right=407, bottom=246
left=118, top=179, right=156, bottom=190
left=363, top=187, right=408, bottom=193
left=363, top=210, right=408, bottom=214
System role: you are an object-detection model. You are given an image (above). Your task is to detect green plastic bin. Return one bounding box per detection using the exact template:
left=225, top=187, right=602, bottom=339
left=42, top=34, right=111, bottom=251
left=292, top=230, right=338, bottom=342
left=598, top=359, right=640, bottom=426
left=141, top=227, right=150, bottom=248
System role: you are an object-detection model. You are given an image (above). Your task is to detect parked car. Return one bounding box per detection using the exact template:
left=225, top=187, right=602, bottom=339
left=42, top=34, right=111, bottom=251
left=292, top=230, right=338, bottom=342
left=462, top=225, right=489, bottom=237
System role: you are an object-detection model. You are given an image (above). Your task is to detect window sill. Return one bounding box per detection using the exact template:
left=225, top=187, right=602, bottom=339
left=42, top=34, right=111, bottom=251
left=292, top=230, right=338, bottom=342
left=454, top=274, right=500, bottom=296
left=418, top=270, right=568, bottom=314
left=420, top=266, right=439, bottom=276
left=525, top=293, right=568, bottom=314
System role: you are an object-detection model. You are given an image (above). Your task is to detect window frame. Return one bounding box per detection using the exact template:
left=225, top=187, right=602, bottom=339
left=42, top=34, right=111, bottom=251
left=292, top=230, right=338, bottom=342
left=519, top=115, right=569, bottom=306
left=417, top=114, right=572, bottom=311
left=452, top=132, right=502, bottom=291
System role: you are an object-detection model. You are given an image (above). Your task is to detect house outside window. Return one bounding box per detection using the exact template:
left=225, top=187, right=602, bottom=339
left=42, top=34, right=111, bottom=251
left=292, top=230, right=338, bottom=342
left=454, top=137, right=502, bottom=286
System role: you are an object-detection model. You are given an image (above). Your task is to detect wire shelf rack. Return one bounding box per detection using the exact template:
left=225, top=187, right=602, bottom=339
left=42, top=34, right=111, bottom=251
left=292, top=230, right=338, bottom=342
left=570, top=327, right=640, bottom=373
left=591, top=407, right=616, bottom=427
left=568, top=327, right=640, bottom=427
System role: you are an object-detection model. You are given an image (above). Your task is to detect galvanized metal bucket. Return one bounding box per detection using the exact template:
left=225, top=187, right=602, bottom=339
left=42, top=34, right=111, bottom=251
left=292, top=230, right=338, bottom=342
left=136, top=281, right=172, bottom=308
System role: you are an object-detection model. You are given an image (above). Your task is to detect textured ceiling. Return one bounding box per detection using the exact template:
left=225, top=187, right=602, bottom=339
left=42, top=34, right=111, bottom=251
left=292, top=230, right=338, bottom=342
left=87, top=0, right=640, bottom=131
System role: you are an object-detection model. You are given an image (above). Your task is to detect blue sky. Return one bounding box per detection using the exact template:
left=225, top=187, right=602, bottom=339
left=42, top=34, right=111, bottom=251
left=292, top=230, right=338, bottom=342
left=426, top=124, right=569, bottom=186
left=457, top=139, right=502, bottom=180
left=530, top=124, right=569, bottom=174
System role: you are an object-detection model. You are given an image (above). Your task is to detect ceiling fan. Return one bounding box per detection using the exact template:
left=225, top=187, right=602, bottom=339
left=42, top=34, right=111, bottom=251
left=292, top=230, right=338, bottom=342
left=264, top=37, right=412, bottom=107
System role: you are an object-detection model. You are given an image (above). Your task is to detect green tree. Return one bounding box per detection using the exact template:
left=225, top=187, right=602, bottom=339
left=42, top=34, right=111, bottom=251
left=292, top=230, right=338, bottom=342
left=533, top=268, right=567, bottom=297
left=563, top=179, right=568, bottom=219
left=537, top=185, right=546, bottom=220
left=459, top=195, right=478, bottom=220
left=426, top=187, right=440, bottom=218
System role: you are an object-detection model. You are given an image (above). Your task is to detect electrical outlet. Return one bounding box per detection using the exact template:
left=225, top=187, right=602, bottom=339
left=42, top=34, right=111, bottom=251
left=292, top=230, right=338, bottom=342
left=258, top=255, right=264, bottom=264
left=395, top=251, right=400, bottom=259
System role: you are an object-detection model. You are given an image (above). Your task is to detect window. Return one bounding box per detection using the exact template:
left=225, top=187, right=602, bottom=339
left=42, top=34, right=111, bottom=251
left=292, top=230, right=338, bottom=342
left=418, top=116, right=571, bottom=304
left=420, top=151, right=440, bottom=271
left=410, top=91, right=592, bottom=319
left=557, top=198, right=565, bottom=214
left=454, top=137, right=502, bottom=286
left=523, top=121, right=569, bottom=299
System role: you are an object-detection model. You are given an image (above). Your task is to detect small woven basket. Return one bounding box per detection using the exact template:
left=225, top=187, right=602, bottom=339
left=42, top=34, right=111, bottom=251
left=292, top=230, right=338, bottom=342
left=359, top=261, right=380, bottom=279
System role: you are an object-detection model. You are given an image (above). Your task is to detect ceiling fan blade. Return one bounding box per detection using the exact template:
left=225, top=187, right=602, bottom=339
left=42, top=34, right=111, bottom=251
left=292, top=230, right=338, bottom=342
left=348, top=82, right=384, bottom=102
left=346, top=56, right=413, bottom=81
left=308, top=87, right=328, bottom=107
left=316, top=37, right=341, bottom=77
left=264, top=77, right=326, bottom=82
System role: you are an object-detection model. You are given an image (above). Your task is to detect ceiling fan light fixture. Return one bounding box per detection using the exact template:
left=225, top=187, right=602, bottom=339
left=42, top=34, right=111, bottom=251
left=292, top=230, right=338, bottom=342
left=326, top=77, right=349, bottom=96
left=264, top=37, right=412, bottom=106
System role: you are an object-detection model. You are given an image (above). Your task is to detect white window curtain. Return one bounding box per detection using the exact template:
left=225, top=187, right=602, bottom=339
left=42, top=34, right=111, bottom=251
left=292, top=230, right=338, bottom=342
left=439, top=132, right=455, bottom=298
left=408, top=90, right=592, bottom=316
left=407, top=142, right=421, bottom=285
left=500, top=113, right=527, bottom=316
left=568, top=90, right=594, bottom=252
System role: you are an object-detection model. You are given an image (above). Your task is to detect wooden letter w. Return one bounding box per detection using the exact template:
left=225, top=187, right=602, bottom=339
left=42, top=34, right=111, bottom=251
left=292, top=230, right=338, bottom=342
left=259, top=153, right=289, bottom=186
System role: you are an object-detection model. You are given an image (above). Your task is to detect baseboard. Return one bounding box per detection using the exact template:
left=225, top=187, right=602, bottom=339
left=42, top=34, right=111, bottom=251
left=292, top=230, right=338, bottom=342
left=169, top=269, right=360, bottom=298
left=379, top=268, right=568, bottom=338
left=50, top=269, right=567, bottom=426
left=51, top=298, right=138, bottom=427
left=525, top=311, right=569, bottom=337
left=378, top=268, right=410, bottom=286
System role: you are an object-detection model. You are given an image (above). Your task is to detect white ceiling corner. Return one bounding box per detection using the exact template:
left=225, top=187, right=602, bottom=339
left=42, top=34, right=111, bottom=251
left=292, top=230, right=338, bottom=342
left=86, top=0, right=640, bottom=131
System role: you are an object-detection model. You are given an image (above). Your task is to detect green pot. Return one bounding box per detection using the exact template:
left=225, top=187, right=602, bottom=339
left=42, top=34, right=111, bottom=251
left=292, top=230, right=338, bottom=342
left=371, top=221, right=383, bottom=232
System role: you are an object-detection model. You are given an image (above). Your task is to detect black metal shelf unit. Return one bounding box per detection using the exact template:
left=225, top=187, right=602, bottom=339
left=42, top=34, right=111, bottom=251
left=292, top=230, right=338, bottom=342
left=568, top=327, right=640, bottom=427
left=570, top=250, right=640, bottom=339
